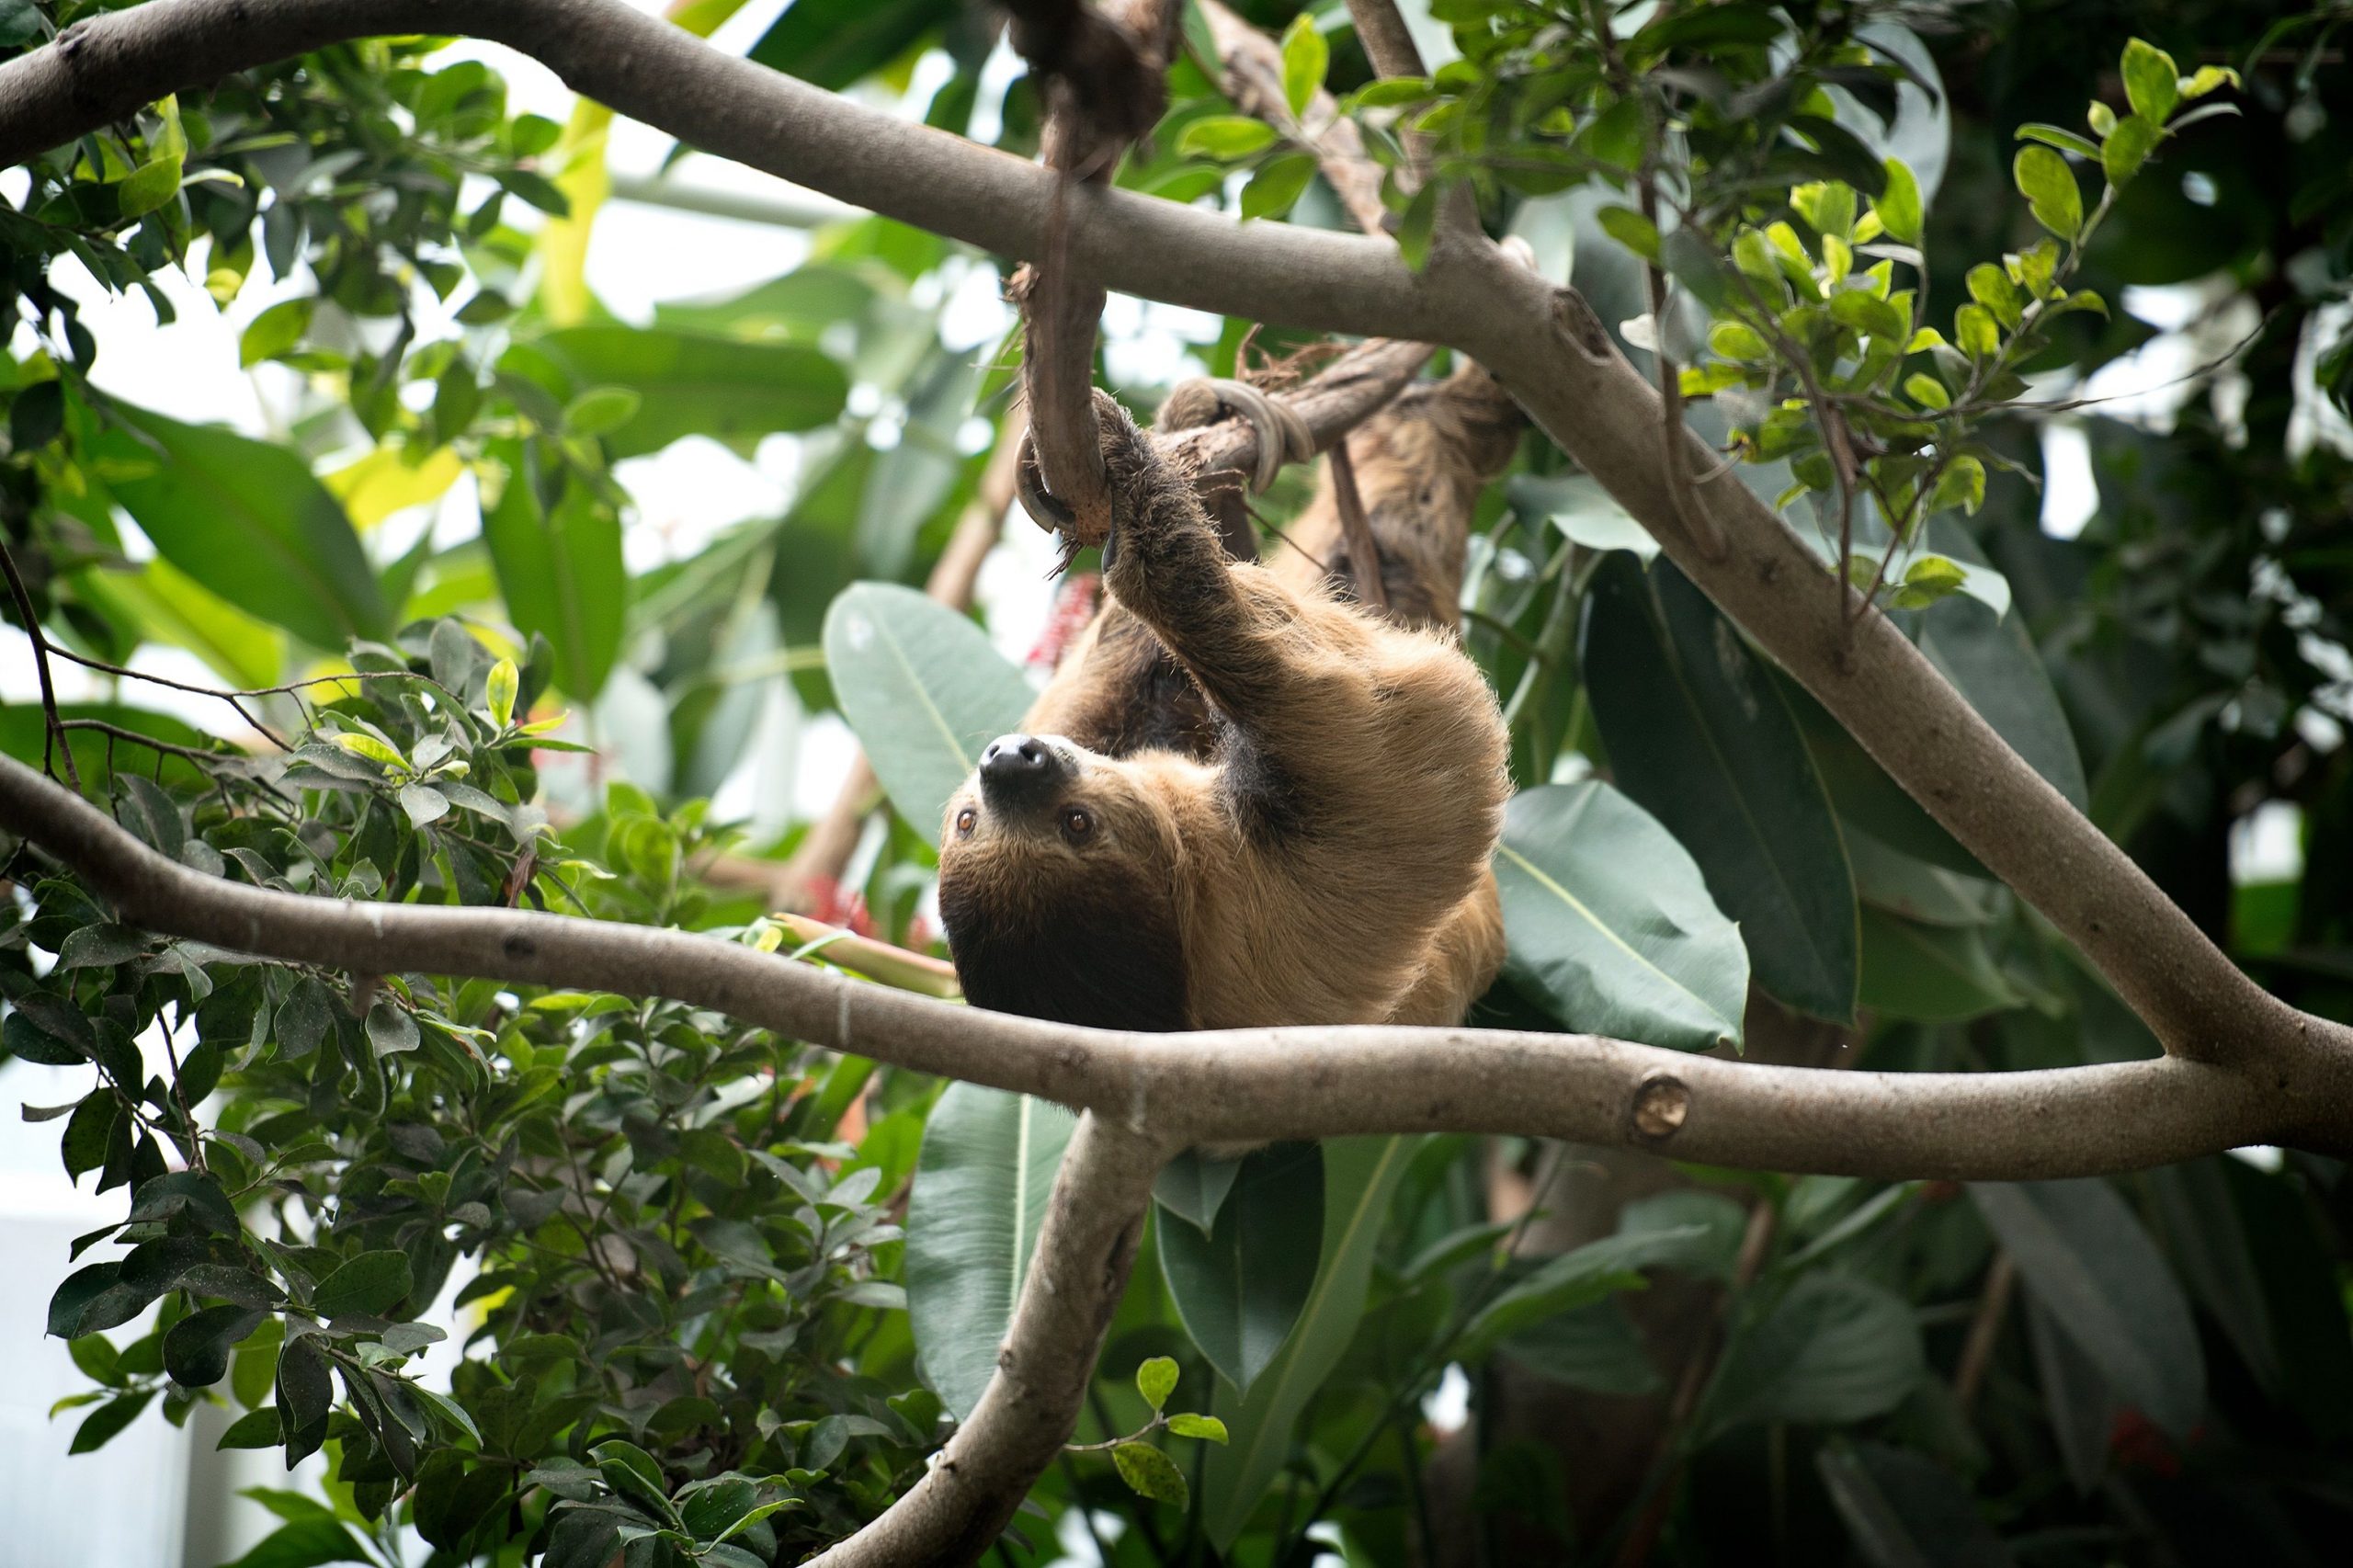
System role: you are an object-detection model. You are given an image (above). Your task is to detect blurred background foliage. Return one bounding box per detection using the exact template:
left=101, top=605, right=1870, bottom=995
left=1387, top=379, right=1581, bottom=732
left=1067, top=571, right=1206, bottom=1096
left=1, top=0, right=2350, bottom=1564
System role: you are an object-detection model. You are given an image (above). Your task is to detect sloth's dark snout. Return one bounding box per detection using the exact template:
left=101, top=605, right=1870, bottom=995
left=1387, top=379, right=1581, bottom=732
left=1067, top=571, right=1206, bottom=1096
left=978, top=733, right=1067, bottom=810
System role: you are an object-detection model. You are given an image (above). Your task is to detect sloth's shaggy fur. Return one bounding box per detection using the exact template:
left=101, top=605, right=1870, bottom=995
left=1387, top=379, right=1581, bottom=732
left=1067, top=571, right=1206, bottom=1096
left=938, top=367, right=1519, bottom=1035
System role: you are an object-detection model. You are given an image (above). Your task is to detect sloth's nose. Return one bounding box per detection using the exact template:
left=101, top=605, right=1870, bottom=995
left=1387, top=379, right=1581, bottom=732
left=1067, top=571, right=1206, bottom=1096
left=978, top=733, right=1065, bottom=805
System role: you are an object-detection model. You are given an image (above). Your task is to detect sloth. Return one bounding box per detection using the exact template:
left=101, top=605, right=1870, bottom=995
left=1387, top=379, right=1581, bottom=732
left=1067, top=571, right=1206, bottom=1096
left=937, top=368, right=1518, bottom=1035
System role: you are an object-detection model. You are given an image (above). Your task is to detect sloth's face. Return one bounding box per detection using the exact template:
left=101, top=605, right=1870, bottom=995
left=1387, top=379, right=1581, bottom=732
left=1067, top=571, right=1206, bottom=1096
left=935, top=733, right=1191, bottom=1031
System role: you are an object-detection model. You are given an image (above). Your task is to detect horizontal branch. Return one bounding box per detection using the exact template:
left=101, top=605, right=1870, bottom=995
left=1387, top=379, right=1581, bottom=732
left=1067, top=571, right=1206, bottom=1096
left=0, top=754, right=2331, bottom=1176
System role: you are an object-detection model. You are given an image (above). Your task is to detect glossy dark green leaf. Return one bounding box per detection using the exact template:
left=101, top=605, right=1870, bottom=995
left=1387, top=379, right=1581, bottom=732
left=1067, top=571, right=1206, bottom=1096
left=1158, top=1142, right=1324, bottom=1396
left=534, top=326, right=847, bottom=460
left=1202, top=1137, right=1414, bottom=1549
left=1907, top=589, right=2088, bottom=812
left=1775, top=671, right=1984, bottom=875
left=92, top=404, right=389, bottom=649
left=1495, top=780, right=1748, bottom=1051
left=1583, top=555, right=1858, bottom=1022
left=1500, top=1301, right=1664, bottom=1395
left=1458, top=1223, right=1712, bottom=1359
left=482, top=444, right=625, bottom=701
left=1155, top=1148, right=1245, bottom=1237
left=1972, top=1180, right=2204, bottom=1437
left=824, top=583, right=1035, bottom=831
left=163, top=1304, right=266, bottom=1387
left=904, top=1082, right=1076, bottom=1420
left=6, top=993, right=95, bottom=1065
left=128, top=1170, right=240, bottom=1233
left=218, top=1406, right=284, bottom=1449
left=1846, top=828, right=2003, bottom=926
left=276, top=1335, right=334, bottom=1463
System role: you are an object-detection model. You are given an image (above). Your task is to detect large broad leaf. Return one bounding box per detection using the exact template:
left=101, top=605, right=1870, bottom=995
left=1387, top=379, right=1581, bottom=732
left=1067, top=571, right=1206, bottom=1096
left=1583, top=554, right=1858, bottom=1022
left=747, top=0, right=954, bottom=89
left=1778, top=670, right=1984, bottom=875
left=1201, top=1137, right=1415, bottom=1551
left=2025, top=1293, right=2114, bottom=1494
left=1157, top=1142, right=1324, bottom=1397
left=1816, top=1439, right=2015, bottom=1568
left=482, top=443, right=626, bottom=701
left=1499, top=1301, right=1663, bottom=1396
left=823, top=582, right=1035, bottom=831
left=1858, top=908, right=2022, bottom=1022
left=1846, top=827, right=2003, bottom=927
left=74, top=557, right=285, bottom=689
left=1456, top=1222, right=1714, bottom=1360
left=903, top=1082, right=1076, bottom=1421
left=534, top=326, right=847, bottom=460
left=1903, top=523, right=2087, bottom=811
left=1971, top=1180, right=2204, bottom=1438
left=2147, top=1159, right=2279, bottom=1392
left=1700, top=1273, right=1925, bottom=1437
left=1494, top=780, right=1748, bottom=1052
left=92, top=403, right=389, bottom=650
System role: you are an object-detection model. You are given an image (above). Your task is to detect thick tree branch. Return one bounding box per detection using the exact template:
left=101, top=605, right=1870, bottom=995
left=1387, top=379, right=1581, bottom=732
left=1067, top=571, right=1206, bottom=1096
left=1, top=753, right=2338, bottom=1175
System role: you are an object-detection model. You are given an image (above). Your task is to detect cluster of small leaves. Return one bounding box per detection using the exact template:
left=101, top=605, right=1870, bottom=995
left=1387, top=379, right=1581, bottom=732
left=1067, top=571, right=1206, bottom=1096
left=1676, top=40, right=2240, bottom=608
left=1080, top=1356, right=1227, bottom=1512
left=1163, top=15, right=1334, bottom=223
left=2, top=619, right=930, bottom=1566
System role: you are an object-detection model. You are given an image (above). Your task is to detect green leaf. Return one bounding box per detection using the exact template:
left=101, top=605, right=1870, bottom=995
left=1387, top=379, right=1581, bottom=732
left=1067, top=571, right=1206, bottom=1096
left=2012, top=145, right=2083, bottom=240
left=2014, top=123, right=2102, bottom=160
left=218, top=1406, right=284, bottom=1449
left=1845, top=828, right=2002, bottom=926
left=2120, top=39, right=2179, bottom=125
left=746, top=0, right=949, bottom=91
left=1154, top=1148, right=1245, bottom=1236
left=563, top=385, right=642, bottom=437
left=1177, top=116, right=1279, bottom=161
left=1166, top=1413, right=1228, bottom=1443
left=1458, top=1224, right=1714, bottom=1360
left=1702, top=1274, right=1925, bottom=1436
left=1112, top=1441, right=1191, bottom=1509
left=1953, top=302, right=1999, bottom=358
left=2181, top=64, right=2239, bottom=100
left=1135, top=1356, right=1178, bottom=1413
left=94, top=404, right=390, bottom=650
left=1495, top=780, right=1748, bottom=1051
left=482, top=444, right=625, bottom=701
left=311, top=1250, right=414, bottom=1319
left=1279, top=15, right=1327, bottom=118
left=1815, top=1440, right=2016, bottom=1568
left=1926, top=457, right=1986, bottom=517
left=1240, top=153, right=1316, bottom=222
left=1582, top=557, right=1858, bottom=1023
left=70, top=1389, right=157, bottom=1454
left=1158, top=1142, right=1324, bottom=1396
left=1909, top=574, right=2087, bottom=810
left=239, top=299, right=316, bottom=369
left=534, top=326, right=847, bottom=459
left=2100, top=115, right=2162, bottom=187
left=1902, top=372, right=1950, bottom=412
left=222, top=1514, right=376, bottom=1568
left=1202, top=1137, right=1413, bottom=1549
left=1499, top=1301, right=1665, bottom=1396
left=1595, top=205, right=1661, bottom=262
left=57, top=923, right=147, bottom=971
left=823, top=582, right=1035, bottom=831
left=904, top=1082, right=1077, bottom=1420
left=1972, top=1180, right=2205, bottom=1438
left=1872, top=159, right=1923, bottom=245
left=163, top=1304, right=266, bottom=1387
left=484, top=657, right=519, bottom=727
left=1965, top=263, right=2022, bottom=330
left=1859, top=908, right=2021, bottom=1021
left=117, top=154, right=183, bottom=219
left=365, top=1000, right=420, bottom=1056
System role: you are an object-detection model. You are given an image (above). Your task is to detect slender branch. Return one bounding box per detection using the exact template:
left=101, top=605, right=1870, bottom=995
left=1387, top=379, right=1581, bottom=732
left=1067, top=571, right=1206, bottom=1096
left=1346, top=0, right=1427, bottom=78
left=0, top=538, right=82, bottom=793
left=1324, top=439, right=1388, bottom=610
left=1, top=752, right=2343, bottom=1175
left=804, top=1112, right=1166, bottom=1566
left=1953, top=1250, right=2018, bottom=1415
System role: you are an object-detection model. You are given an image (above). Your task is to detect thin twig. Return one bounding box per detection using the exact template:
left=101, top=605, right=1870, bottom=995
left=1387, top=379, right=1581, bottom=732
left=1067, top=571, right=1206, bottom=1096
left=1325, top=438, right=1389, bottom=610
left=0, top=538, right=82, bottom=792
left=1953, top=1250, right=2017, bottom=1415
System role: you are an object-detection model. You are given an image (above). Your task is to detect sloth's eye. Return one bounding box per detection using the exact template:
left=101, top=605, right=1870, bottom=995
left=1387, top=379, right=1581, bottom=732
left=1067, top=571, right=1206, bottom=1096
left=954, top=807, right=977, bottom=836
left=1060, top=808, right=1093, bottom=843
